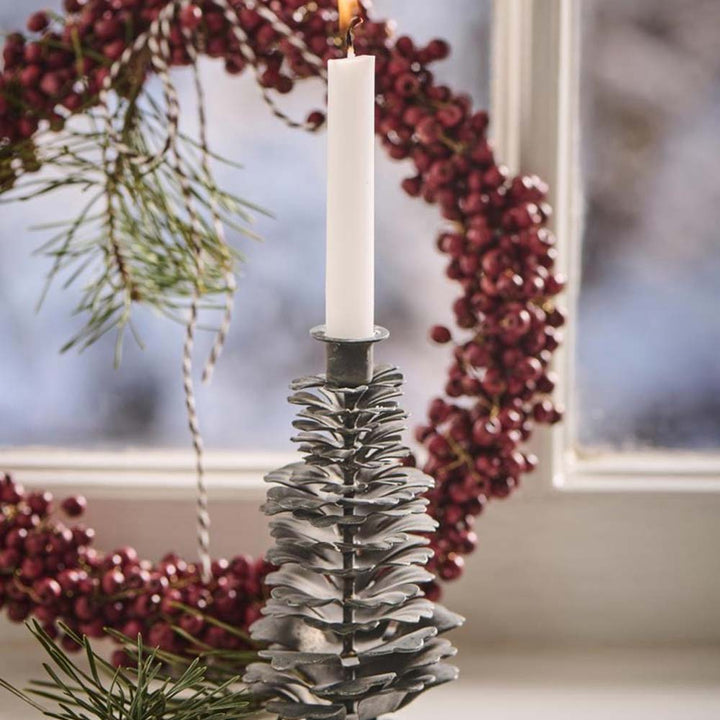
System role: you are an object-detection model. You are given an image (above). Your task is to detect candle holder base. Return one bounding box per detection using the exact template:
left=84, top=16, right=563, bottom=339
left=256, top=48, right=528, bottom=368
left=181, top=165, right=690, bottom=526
left=244, top=330, right=463, bottom=720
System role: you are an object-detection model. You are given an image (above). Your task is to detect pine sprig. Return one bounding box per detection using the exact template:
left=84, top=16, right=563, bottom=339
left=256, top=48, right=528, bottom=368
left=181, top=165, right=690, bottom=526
left=1, top=72, right=264, bottom=363
left=106, top=625, right=261, bottom=685
left=0, top=621, right=261, bottom=720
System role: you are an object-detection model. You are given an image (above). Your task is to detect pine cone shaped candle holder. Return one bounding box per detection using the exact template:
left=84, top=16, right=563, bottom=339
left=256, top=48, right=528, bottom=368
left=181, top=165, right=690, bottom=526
left=244, top=327, right=463, bottom=720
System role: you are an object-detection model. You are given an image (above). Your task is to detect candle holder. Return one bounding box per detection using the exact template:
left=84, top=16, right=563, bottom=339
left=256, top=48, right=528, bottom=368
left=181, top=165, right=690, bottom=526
left=244, top=326, right=463, bottom=720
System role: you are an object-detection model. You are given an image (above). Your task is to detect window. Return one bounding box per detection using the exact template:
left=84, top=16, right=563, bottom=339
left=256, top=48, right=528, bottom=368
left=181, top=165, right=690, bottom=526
left=505, top=0, right=720, bottom=489
left=576, top=0, right=720, bottom=454
left=0, top=2, right=492, bottom=462
left=5, top=0, right=715, bottom=491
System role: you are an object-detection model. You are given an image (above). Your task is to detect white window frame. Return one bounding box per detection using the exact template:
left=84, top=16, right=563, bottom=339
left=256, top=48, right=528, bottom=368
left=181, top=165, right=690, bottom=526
left=493, top=0, right=720, bottom=493
left=0, top=447, right=291, bottom=500
left=4, top=0, right=720, bottom=504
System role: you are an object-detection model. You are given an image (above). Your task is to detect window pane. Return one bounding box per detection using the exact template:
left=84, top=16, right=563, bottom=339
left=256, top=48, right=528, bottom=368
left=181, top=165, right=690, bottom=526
left=576, top=0, right=720, bottom=451
left=0, top=1, right=492, bottom=451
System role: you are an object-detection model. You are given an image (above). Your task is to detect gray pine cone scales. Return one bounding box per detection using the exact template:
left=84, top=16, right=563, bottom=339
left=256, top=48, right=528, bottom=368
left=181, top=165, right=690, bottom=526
left=244, top=365, right=464, bottom=720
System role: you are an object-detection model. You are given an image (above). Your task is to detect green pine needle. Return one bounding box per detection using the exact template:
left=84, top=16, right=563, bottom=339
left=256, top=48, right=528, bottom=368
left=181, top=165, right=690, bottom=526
left=0, top=621, right=262, bottom=720
left=0, top=64, right=266, bottom=361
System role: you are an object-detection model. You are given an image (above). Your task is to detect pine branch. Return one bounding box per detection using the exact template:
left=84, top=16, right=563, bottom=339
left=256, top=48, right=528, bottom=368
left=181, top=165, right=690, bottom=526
left=1, top=71, right=263, bottom=360
left=104, top=614, right=263, bottom=685
left=0, top=621, right=261, bottom=720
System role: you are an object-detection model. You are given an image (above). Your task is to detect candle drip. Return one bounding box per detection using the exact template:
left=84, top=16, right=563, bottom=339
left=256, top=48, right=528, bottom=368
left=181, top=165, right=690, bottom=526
left=345, top=16, right=363, bottom=58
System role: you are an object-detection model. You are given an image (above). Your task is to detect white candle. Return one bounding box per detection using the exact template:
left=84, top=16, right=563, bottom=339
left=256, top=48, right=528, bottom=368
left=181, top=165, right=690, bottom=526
left=325, top=49, right=375, bottom=340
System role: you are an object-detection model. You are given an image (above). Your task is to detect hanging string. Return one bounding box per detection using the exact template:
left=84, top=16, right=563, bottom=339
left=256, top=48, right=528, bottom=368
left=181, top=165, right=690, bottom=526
left=93, top=0, right=334, bottom=582
left=192, top=42, right=236, bottom=386
left=97, top=2, right=180, bottom=173
left=250, top=0, right=328, bottom=77
left=197, top=0, right=331, bottom=380
left=162, top=1, right=214, bottom=583
left=99, top=1, right=213, bottom=582
left=215, top=0, right=327, bottom=131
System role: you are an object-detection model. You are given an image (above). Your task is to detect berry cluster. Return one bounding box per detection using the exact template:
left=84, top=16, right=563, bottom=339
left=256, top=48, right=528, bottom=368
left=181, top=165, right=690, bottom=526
left=0, top=0, right=564, bottom=597
left=0, top=0, right=358, bottom=145
left=353, top=12, right=565, bottom=592
left=0, top=473, right=268, bottom=664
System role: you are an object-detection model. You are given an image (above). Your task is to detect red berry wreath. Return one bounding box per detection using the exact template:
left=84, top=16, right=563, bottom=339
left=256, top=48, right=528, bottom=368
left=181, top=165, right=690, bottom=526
left=0, top=0, right=564, bottom=658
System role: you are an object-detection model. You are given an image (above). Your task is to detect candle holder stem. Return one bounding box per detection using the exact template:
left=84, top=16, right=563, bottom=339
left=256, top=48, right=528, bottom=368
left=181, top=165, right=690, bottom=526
left=311, top=326, right=389, bottom=387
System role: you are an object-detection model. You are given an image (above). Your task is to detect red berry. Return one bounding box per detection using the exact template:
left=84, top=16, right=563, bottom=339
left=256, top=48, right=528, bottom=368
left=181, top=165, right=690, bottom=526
left=439, top=553, right=464, bottom=581
left=74, top=596, right=96, bottom=621
left=204, top=11, right=226, bottom=35
left=101, top=569, right=125, bottom=595
left=20, top=556, right=45, bottom=581
left=95, top=18, right=122, bottom=42
left=437, top=104, right=464, bottom=128
left=306, top=110, right=325, bottom=129
left=17, top=117, right=38, bottom=139
left=427, top=434, right=451, bottom=459
left=61, top=634, right=82, bottom=653
left=73, top=525, right=95, bottom=547
left=19, top=64, right=42, bottom=88
left=472, top=418, right=502, bottom=446
left=61, top=496, right=87, bottom=517
left=27, top=491, right=53, bottom=516
left=424, top=582, right=442, bottom=602
left=415, top=116, right=441, bottom=144
left=5, top=528, right=28, bottom=550
left=179, top=4, right=203, bottom=30
left=121, top=619, right=144, bottom=639
left=428, top=398, right=450, bottom=425
left=0, top=549, right=20, bottom=569
left=7, top=601, right=31, bottom=623
left=430, top=325, right=452, bottom=344
left=394, top=72, right=421, bottom=97
left=35, top=578, right=62, bottom=605
left=148, top=621, right=176, bottom=650
left=245, top=603, right=262, bottom=627
left=401, top=176, right=422, bottom=197
left=111, top=650, right=132, bottom=668
left=103, top=40, right=126, bottom=61
left=426, top=39, right=450, bottom=61
left=225, top=56, right=246, bottom=75
left=25, top=533, right=49, bottom=557
left=395, top=36, right=416, bottom=59
left=27, top=11, right=49, bottom=33
left=39, top=72, right=62, bottom=97
left=239, top=8, right=262, bottom=31
left=62, top=92, right=83, bottom=112
left=57, top=569, right=83, bottom=593
left=179, top=612, right=205, bottom=636
left=39, top=619, right=59, bottom=637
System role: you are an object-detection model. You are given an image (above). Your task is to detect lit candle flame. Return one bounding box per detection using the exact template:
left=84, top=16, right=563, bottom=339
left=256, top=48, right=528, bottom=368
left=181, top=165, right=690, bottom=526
left=338, top=0, right=360, bottom=35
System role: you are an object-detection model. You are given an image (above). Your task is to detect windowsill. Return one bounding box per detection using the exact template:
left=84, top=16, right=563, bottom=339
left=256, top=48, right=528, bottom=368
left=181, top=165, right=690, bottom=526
left=555, top=448, right=720, bottom=493
left=0, top=448, right=295, bottom=499
left=1, top=634, right=719, bottom=720
left=6, top=444, right=720, bottom=499
left=399, top=644, right=720, bottom=720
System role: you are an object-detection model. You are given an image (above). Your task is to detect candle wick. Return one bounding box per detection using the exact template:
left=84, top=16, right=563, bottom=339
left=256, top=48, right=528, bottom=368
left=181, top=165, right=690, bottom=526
left=345, top=16, right=363, bottom=58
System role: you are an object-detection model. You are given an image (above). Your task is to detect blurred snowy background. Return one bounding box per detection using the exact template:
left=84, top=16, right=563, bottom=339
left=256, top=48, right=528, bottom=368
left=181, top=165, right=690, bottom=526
left=1, top=0, right=718, bottom=454
left=577, top=0, right=720, bottom=450
left=0, top=0, right=491, bottom=450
